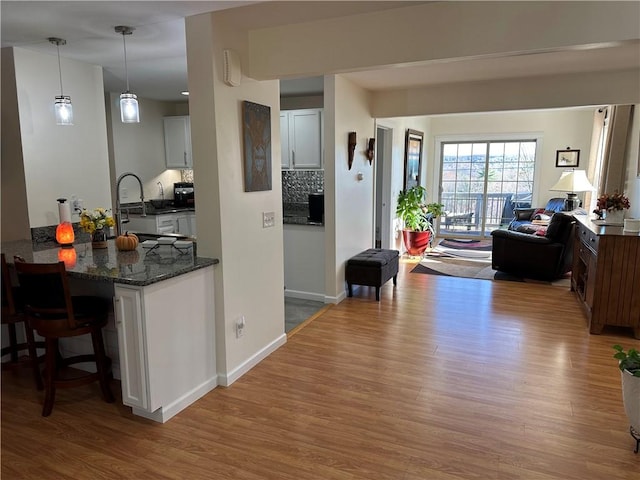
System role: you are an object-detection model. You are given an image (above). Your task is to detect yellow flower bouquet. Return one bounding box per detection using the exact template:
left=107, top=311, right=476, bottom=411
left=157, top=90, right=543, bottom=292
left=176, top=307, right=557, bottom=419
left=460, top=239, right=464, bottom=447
left=79, top=207, right=115, bottom=234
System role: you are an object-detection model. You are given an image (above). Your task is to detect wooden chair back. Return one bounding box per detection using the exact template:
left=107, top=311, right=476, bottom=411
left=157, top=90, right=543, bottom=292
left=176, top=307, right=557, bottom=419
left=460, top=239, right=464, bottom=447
left=13, top=259, right=79, bottom=335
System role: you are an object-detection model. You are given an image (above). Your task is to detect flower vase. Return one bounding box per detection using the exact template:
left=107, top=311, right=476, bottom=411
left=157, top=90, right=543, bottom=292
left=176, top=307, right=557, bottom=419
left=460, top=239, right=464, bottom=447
left=605, top=209, right=625, bottom=225
left=91, top=229, right=108, bottom=249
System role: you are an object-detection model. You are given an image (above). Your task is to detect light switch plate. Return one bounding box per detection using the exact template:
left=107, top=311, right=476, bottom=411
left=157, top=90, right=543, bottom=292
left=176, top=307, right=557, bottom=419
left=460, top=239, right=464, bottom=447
left=262, top=211, right=275, bottom=228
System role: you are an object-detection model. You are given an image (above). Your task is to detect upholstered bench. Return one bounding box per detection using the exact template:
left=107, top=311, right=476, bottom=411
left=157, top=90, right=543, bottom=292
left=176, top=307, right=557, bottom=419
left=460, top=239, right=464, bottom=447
left=346, top=249, right=399, bottom=301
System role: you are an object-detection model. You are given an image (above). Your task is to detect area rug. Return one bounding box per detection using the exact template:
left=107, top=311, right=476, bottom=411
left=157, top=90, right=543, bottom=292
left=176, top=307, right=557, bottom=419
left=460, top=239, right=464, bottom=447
left=429, top=237, right=492, bottom=259
left=411, top=256, right=571, bottom=287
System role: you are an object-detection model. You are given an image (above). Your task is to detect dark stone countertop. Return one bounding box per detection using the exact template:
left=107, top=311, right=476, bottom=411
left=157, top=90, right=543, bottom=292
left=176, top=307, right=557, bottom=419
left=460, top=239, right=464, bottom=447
left=283, top=202, right=323, bottom=226
left=283, top=216, right=324, bottom=226
left=2, top=239, right=218, bottom=287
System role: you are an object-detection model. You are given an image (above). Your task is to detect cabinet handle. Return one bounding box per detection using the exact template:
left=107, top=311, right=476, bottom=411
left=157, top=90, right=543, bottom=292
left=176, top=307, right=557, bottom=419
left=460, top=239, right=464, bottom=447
left=184, top=152, right=187, bottom=164
left=292, top=150, right=295, bottom=166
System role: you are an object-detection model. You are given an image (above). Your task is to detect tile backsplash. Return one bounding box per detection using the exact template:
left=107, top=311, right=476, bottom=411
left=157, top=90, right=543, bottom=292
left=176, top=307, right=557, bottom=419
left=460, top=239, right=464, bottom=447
left=282, top=170, right=324, bottom=203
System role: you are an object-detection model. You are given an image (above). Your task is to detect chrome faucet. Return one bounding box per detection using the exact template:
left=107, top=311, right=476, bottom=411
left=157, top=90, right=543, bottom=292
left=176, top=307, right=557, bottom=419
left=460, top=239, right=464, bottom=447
left=116, top=172, right=146, bottom=236
left=157, top=181, right=164, bottom=203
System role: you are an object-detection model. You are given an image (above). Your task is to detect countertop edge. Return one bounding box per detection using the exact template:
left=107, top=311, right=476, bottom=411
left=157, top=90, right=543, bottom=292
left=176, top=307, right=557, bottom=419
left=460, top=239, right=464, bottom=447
left=113, top=258, right=219, bottom=286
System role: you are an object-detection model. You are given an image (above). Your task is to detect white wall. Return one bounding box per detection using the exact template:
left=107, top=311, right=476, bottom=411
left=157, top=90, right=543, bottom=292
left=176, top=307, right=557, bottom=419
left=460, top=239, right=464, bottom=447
left=107, top=92, right=182, bottom=204
left=283, top=225, right=325, bottom=301
left=249, top=2, right=640, bottom=82
left=624, top=105, right=640, bottom=218
left=325, top=75, right=375, bottom=301
left=376, top=116, right=431, bottom=251
left=1, top=48, right=30, bottom=240
left=12, top=47, right=111, bottom=228
left=186, top=11, right=285, bottom=383
left=425, top=108, right=595, bottom=207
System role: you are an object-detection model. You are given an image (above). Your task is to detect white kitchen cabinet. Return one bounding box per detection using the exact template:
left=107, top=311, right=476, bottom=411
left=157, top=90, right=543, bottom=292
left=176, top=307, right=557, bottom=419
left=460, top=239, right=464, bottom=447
left=281, top=109, right=323, bottom=169
left=280, top=113, right=290, bottom=169
left=114, top=266, right=216, bottom=422
left=164, top=116, right=192, bottom=169
left=114, top=287, right=147, bottom=410
left=125, top=214, right=175, bottom=235
left=176, top=212, right=197, bottom=237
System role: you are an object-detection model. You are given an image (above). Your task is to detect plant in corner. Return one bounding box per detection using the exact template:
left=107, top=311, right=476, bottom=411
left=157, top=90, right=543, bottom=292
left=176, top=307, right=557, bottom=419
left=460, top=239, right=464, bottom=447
left=396, top=186, right=444, bottom=257
left=613, top=344, right=640, bottom=453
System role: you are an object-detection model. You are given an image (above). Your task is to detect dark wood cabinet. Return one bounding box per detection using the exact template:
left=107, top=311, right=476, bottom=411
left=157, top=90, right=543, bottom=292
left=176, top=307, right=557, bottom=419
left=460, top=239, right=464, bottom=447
left=572, top=215, right=640, bottom=339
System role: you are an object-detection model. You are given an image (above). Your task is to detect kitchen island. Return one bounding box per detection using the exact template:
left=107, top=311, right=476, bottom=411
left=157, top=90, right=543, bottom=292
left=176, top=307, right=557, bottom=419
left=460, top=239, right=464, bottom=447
left=2, top=239, right=219, bottom=423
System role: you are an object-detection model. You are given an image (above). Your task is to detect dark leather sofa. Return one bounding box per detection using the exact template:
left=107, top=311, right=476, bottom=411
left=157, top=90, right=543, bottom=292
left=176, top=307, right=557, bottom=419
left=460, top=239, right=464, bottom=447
left=491, top=212, right=576, bottom=280
left=508, top=197, right=566, bottom=232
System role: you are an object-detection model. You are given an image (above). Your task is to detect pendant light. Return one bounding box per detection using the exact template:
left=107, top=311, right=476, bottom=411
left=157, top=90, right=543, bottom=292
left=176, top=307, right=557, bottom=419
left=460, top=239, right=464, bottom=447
left=115, top=26, right=139, bottom=123
left=49, top=37, right=73, bottom=126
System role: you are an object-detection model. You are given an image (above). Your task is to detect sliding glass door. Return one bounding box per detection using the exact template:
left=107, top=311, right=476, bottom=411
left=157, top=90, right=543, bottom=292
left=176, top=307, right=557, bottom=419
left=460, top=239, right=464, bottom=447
left=439, top=140, right=536, bottom=238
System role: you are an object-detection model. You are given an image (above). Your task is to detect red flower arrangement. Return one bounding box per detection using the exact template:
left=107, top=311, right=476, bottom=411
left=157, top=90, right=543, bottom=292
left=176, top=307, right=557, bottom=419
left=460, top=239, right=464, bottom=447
left=594, top=191, right=630, bottom=214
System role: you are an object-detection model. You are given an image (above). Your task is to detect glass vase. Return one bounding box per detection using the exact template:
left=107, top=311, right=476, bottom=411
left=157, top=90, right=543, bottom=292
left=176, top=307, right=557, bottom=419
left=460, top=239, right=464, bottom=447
left=91, top=229, right=108, bottom=249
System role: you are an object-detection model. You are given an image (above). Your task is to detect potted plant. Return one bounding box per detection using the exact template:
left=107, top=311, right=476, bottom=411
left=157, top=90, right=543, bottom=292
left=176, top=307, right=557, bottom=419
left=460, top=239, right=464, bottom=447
left=613, top=344, right=640, bottom=452
left=396, top=186, right=444, bottom=256
left=594, top=191, right=630, bottom=223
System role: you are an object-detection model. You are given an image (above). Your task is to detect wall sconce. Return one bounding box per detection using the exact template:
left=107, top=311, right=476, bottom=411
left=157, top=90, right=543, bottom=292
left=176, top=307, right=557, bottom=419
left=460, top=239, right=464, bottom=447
left=56, top=198, right=74, bottom=246
left=366, top=138, right=375, bottom=165
left=348, top=132, right=357, bottom=170
left=115, top=26, right=140, bottom=123
left=49, top=37, right=73, bottom=126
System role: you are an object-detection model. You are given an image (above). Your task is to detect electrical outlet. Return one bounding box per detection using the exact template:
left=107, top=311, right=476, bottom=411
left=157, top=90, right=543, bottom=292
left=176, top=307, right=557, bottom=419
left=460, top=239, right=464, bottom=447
left=121, top=188, right=128, bottom=200
left=235, top=315, right=245, bottom=338
left=262, top=211, right=275, bottom=228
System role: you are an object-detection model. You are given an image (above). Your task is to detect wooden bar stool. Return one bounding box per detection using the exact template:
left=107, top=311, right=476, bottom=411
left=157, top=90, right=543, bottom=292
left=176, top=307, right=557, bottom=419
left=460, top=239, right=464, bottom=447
left=13, top=258, right=114, bottom=416
left=1, top=254, right=44, bottom=390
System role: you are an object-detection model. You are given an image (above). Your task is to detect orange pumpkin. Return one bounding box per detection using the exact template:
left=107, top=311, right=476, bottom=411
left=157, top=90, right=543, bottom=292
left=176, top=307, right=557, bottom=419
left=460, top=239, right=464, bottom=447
left=115, top=232, right=139, bottom=251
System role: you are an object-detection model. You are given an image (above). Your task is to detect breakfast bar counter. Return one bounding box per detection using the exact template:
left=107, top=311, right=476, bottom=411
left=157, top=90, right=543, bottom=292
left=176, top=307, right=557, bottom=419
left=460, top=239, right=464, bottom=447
left=1, top=238, right=217, bottom=286
left=2, top=239, right=219, bottom=423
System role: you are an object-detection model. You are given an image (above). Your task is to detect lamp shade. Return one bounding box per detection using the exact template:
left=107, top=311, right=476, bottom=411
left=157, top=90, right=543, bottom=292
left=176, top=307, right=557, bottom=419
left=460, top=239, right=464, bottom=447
left=120, top=92, right=139, bottom=123
left=54, top=95, right=73, bottom=125
left=550, top=170, right=594, bottom=193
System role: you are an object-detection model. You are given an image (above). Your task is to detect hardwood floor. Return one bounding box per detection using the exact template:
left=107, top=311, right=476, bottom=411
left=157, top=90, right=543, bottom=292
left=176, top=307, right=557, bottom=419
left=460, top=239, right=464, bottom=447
left=2, top=256, right=639, bottom=479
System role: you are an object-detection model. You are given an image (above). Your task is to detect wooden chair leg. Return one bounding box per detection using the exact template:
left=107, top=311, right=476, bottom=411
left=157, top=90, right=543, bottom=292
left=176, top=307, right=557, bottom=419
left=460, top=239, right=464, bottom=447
left=8, top=323, right=19, bottom=363
left=91, top=329, right=114, bottom=404
left=24, top=325, right=43, bottom=391
left=42, top=338, right=58, bottom=417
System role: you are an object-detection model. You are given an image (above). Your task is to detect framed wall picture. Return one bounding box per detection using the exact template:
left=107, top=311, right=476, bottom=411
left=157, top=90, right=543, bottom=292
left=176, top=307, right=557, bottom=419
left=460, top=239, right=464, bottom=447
left=404, top=129, right=424, bottom=190
left=555, top=149, right=580, bottom=168
left=242, top=101, right=272, bottom=192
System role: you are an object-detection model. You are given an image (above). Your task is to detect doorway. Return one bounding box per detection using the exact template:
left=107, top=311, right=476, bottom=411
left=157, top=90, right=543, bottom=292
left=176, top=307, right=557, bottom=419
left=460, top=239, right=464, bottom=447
left=374, top=125, right=393, bottom=249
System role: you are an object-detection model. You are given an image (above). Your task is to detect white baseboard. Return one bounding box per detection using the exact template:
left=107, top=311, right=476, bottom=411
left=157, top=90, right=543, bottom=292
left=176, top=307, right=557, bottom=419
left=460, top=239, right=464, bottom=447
left=131, top=375, right=219, bottom=423
left=325, top=290, right=346, bottom=304
left=218, top=333, right=287, bottom=387
left=284, top=289, right=325, bottom=303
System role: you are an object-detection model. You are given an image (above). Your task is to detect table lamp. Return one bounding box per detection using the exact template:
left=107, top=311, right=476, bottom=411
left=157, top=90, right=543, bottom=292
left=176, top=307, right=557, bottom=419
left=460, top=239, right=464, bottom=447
left=550, top=169, right=595, bottom=211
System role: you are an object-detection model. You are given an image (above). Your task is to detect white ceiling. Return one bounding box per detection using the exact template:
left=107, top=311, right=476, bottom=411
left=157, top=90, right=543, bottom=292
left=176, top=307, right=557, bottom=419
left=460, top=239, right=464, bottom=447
left=2, top=1, right=639, bottom=102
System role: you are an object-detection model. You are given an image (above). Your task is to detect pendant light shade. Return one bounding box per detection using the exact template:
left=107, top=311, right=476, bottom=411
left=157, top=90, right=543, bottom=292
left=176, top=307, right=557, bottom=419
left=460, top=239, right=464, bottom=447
left=49, top=37, right=73, bottom=126
left=115, top=26, right=139, bottom=123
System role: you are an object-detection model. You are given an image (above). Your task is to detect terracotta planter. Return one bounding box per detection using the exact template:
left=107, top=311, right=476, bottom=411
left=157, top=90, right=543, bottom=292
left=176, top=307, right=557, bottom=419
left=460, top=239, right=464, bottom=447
left=621, top=370, right=640, bottom=432
left=402, top=230, right=431, bottom=257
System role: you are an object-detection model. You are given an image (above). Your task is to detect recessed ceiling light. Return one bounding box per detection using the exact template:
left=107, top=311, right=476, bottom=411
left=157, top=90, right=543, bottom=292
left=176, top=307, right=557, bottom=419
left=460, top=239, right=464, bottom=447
left=181, top=91, right=189, bottom=96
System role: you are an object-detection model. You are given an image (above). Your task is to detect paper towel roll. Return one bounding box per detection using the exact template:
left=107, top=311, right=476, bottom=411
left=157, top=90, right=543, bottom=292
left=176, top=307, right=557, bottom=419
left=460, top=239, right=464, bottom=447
left=57, top=199, right=71, bottom=223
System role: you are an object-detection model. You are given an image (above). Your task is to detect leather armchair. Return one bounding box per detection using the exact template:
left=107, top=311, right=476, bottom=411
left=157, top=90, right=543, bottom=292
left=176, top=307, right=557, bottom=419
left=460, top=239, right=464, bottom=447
left=491, top=213, right=576, bottom=280
left=509, top=197, right=566, bottom=231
